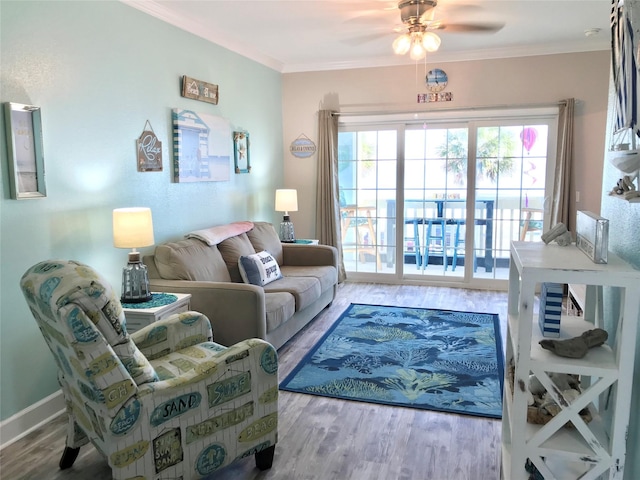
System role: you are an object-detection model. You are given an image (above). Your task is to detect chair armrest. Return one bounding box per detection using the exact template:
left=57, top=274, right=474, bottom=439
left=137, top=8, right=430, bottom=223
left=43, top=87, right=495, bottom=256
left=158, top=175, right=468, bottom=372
left=146, top=279, right=267, bottom=347
left=136, top=338, right=278, bottom=397
left=131, top=311, right=213, bottom=359
left=282, top=244, right=338, bottom=268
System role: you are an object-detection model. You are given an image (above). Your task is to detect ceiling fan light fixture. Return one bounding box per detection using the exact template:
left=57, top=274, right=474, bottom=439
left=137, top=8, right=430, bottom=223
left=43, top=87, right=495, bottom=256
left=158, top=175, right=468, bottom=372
left=409, top=40, right=426, bottom=60
left=421, top=31, right=441, bottom=52
left=392, top=33, right=412, bottom=55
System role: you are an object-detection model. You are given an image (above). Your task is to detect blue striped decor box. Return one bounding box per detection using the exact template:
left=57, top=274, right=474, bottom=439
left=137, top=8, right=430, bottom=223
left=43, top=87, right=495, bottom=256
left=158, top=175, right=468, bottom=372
left=539, top=282, right=563, bottom=337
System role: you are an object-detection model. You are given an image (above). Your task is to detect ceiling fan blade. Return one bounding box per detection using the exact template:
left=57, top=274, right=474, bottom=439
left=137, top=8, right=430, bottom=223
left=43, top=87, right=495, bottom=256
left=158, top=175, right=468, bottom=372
left=342, top=31, right=396, bottom=46
left=419, top=8, right=436, bottom=24
left=432, top=22, right=505, bottom=33
left=344, top=2, right=397, bottom=24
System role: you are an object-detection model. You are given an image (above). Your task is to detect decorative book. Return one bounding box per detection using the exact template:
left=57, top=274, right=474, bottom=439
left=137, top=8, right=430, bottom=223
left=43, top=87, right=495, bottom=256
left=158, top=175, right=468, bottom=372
left=538, top=282, right=563, bottom=337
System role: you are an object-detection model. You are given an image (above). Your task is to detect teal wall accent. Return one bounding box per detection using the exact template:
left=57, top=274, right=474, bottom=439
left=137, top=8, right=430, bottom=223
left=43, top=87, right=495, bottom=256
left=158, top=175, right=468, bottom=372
left=601, top=3, right=639, bottom=478
left=0, top=0, right=283, bottom=420
left=602, top=150, right=640, bottom=480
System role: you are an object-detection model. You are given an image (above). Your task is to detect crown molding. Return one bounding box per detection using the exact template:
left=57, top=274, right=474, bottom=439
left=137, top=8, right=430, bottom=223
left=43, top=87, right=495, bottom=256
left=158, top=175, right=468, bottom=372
left=121, top=0, right=609, bottom=74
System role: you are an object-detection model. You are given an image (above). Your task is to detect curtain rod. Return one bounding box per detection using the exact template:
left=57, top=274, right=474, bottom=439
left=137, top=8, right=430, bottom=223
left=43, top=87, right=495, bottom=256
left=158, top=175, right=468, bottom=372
left=330, top=100, right=569, bottom=117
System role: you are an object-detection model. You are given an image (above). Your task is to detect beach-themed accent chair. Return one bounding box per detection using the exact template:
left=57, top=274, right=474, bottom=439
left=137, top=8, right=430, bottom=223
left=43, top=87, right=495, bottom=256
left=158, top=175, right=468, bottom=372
left=20, top=259, right=278, bottom=479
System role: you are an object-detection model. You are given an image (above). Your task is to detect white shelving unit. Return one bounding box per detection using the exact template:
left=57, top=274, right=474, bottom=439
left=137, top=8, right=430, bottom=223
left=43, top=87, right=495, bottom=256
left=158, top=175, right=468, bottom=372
left=502, top=242, right=640, bottom=480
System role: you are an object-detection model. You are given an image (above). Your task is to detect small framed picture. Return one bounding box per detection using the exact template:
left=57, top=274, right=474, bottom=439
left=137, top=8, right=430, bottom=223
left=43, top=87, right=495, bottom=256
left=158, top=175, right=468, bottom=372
left=3, top=102, right=46, bottom=199
left=233, top=131, right=251, bottom=174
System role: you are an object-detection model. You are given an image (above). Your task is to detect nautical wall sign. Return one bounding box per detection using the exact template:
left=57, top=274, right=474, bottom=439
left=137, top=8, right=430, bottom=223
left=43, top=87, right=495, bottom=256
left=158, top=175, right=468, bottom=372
left=181, top=75, right=219, bottom=105
left=417, top=92, right=453, bottom=103
left=137, top=120, right=163, bottom=172
left=289, top=134, right=316, bottom=158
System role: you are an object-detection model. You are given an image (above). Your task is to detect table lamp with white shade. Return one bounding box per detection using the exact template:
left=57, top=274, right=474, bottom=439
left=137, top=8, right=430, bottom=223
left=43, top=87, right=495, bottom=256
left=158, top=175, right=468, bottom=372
left=113, top=207, right=155, bottom=303
left=275, top=189, right=298, bottom=242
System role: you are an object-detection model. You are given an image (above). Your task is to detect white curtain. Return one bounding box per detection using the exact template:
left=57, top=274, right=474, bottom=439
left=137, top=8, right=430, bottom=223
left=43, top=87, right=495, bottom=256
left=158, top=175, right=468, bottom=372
left=316, top=110, right=346, bottom=282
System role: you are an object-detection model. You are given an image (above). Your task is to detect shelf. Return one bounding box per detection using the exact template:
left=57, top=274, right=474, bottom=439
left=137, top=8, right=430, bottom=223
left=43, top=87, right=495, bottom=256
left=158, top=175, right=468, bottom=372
left=507, top=313, right=617, bottom=374
left=503, top=375, right=610, bottom=456
left=529, top=318, right=616, bottom=375
left=608, top=192, right=640, bottom=202
left=525, top=409, right=610, bottom=459
left=507, top=313, right=617, bottom=376
left=503, top=242, right=640, bottom=480
left=510, top=242, right=640, bottom=285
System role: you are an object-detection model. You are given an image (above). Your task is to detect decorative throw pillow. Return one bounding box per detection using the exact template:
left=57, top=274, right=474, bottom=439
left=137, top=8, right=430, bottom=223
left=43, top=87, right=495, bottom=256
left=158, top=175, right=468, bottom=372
left=238, top=250, right=283, bottom=286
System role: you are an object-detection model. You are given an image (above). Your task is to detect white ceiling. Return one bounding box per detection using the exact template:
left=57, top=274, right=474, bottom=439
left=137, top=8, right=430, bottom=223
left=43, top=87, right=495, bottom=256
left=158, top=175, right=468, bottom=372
left=122, top=0, right=611, bottom=73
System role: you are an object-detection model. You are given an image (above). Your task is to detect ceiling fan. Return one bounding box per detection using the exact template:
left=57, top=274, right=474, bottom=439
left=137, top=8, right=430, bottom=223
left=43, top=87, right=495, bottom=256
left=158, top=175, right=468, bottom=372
left=391, top=0, right=504, bottom=60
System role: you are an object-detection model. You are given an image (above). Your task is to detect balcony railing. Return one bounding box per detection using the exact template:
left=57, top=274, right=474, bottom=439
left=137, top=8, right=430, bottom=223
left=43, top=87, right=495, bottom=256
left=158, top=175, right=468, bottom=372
left=341, top=199, right=543, bottom=276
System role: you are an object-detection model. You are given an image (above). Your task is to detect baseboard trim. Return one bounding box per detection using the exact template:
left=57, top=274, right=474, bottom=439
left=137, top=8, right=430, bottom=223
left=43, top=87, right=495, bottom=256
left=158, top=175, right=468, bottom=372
left=0, top=390, right=65, bottom=450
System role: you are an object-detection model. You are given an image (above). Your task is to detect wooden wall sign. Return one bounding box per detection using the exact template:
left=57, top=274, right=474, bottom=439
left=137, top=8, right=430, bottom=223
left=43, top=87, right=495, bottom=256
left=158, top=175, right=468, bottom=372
left=137, top=120, right=163, bottom=172
left=417, top=92, right=453, bottom=103
left=181, top=75, right=219, bottom=105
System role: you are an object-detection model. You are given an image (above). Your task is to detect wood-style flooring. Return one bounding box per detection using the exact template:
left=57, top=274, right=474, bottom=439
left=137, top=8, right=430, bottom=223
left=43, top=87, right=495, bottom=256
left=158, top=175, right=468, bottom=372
left=0, top=282, right=508, bottom=480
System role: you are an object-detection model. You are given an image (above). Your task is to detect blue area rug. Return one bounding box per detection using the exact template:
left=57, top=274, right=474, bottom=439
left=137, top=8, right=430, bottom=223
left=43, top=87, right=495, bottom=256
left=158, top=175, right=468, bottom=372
left=280, top=303, right=504, bottom=419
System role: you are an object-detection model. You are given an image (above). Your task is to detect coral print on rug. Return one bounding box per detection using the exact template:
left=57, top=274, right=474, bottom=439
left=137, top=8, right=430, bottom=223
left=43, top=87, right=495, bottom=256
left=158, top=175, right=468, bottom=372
left=280, top=303, right=504, bottom=419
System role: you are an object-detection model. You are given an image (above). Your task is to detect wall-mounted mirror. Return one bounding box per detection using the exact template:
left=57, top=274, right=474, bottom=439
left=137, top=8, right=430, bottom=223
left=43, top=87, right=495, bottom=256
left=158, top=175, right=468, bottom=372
left=3, top=102, right=46, bottom=199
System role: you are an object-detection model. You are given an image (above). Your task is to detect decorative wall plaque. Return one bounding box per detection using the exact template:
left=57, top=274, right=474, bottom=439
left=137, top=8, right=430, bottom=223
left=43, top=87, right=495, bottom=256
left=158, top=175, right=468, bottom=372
left=136, top=121, right=163, bottom=172
left=181, top=75, right=219, bottom=105
left=417, top=92, right=453, bottom=103
left=289, top=134, right=316, bottom=158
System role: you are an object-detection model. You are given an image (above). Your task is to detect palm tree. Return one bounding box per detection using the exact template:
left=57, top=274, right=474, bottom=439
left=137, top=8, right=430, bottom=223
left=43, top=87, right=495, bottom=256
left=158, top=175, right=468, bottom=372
left=439, top=127, right=516, bottom=185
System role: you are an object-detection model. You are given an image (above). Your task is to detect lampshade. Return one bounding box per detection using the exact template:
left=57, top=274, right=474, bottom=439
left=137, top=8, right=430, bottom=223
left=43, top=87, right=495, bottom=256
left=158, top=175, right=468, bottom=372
left=393, top=30, right=440, bottom=59
left=113, top=207, right=155, bottom=249
left=392, top=33, right=412, bottom=55
left=409, top=42, right=426, bottom=61
left=275, top=189, right=298, bottom=213
left=113, top=207, right=154, bottom=304
left=421, top=32, right=441, bottom=52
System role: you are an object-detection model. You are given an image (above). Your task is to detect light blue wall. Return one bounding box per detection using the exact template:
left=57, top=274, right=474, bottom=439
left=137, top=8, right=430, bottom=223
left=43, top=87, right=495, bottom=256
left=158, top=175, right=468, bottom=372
left=601, top=3, right=640, bottom=478
left=0, top=1, right=283, bottom=420
left=602, top=140, right=640, bottom=480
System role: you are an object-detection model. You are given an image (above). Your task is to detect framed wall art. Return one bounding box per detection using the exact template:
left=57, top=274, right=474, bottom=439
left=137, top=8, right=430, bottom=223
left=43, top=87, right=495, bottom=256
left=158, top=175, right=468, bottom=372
left=171, top=108, right=231, bottom=183
left=233, top=131, right=250, bottom=174
left=3, top=102, right=46, bottom=199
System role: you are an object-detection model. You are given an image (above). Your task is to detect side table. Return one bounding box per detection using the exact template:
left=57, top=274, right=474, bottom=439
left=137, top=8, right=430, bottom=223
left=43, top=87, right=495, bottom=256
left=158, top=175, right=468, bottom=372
left=289, top=239, right=319, bottom=245
left=122, top=292, right=191, bottom=333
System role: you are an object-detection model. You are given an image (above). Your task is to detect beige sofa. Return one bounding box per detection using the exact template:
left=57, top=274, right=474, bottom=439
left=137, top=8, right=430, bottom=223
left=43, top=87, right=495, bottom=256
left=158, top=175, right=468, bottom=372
left=143, top=221, right=338, bottom=349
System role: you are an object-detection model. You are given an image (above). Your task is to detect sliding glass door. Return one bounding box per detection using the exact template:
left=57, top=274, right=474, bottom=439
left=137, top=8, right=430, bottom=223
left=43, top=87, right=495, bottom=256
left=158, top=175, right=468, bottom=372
left=403, top=124, right=469, bottom=279
left=338, top=129, right=398, bottom=274
left=474, top=122, right=551, bottom=276
left=337, top=110, right=556, bottom=284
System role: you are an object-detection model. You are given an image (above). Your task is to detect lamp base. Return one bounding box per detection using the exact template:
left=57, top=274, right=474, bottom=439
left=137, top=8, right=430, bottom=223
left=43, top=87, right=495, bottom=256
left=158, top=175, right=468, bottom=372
left=279, top=215, right=295, bottom=243
left=121, top=252, right=152, bottom=303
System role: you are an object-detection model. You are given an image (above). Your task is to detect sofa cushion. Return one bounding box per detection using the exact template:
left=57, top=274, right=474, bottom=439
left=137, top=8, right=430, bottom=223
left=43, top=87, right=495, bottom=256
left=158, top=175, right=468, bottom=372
left=238, top=250, right=283, bottom=286
left=247, top=222, right=284, bottom=265
left=280, top=265, right=338, bottom=293
left=154, top=239, right=231, bottom=282
left=264, top=276, right=321, bottom=312
left=218, top=233, right=256, bottom=282
left=264, top=292, right=296, bottom=332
